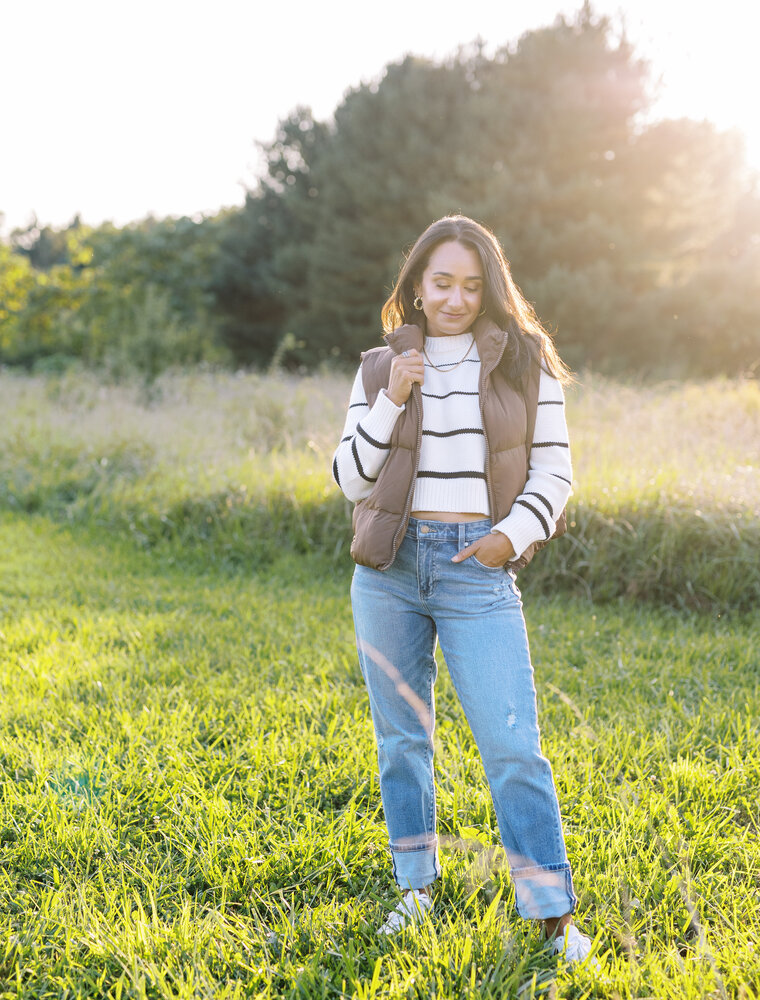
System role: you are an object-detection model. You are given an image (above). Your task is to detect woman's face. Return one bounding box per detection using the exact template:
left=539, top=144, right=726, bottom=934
left=415, top=240, right=484, bottom=338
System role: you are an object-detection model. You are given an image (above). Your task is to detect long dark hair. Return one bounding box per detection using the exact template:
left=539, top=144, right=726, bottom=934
left=382, top=215, right=571, bottom=385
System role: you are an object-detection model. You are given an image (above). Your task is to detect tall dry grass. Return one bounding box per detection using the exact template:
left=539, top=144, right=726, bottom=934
left=1, top=367, right=758, bottom=609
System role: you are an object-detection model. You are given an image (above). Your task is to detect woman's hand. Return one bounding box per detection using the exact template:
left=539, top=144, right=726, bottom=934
left=386, top=349, right=424, bottom=406
left=452, top=531, right=516, bottom=567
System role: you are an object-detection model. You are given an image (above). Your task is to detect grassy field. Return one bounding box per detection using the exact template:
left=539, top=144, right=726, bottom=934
left=1, top=368, right=757, bottom=608
left=1, top=370, right=759, bottom=998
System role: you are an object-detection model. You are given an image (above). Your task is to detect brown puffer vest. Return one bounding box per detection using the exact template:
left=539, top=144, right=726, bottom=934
left=349, top=316, right=564, bottom=571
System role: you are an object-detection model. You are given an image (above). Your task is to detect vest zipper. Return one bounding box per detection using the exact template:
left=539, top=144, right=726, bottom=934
left=389, top=381, right=423, bottom=563
left=479, top=333, right=509, bottom=521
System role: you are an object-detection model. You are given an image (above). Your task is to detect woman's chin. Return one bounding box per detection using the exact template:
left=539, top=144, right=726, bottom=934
left=429, top=317, right=473, bottom=337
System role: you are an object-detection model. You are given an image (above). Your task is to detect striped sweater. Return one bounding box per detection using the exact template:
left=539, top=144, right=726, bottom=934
left=333, top=332, right=572, bottom=559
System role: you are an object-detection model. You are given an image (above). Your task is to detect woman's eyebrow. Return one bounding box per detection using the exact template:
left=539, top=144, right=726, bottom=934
left=432, top=271, right=483, bottom=280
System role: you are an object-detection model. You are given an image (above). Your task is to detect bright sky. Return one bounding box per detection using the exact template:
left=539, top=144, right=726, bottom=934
left=1, top=0, right=759, bottom=236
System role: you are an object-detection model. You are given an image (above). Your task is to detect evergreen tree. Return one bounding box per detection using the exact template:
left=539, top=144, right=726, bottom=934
left=210, top=108, right=329, bottom=365
left=289, top=56, right=487, bottom=363
left=207, top=3, right=760, bottom=375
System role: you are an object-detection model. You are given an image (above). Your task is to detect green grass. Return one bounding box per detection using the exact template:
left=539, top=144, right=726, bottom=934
left=1, top=370, right=759, bottom=996
left=2, top=512, right=759, bottom=998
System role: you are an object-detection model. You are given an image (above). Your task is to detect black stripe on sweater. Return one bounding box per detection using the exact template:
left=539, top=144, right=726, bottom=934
left=531, top=441, right=569, bottom=448
left=416, top=470, right=487, bottom=481
left=422, top=427, right=484, bottom=438
left=332, top=456, right=341, bottom=488
left=357, top=424, right=391, bottom=450
left=349, top=401, right=369, bottom=410
left=523, top=491, right=554, bottom=517
left=550, top=473, right=572, bottom=484
left=537, top=399, right=563, bottom=406
left=352, top=439, right=377, bottom=483
left=422, top=389, right=480, bottom=400
left=515, top=499, right=551, bottom=539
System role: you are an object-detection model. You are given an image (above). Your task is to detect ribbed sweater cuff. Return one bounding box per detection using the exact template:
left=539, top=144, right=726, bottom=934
left=492, top=509, right=545, bottom=561
left=361, top=388, right=405, bottom=443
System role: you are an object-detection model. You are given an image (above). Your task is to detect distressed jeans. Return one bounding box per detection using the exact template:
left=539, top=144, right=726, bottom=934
left=350, top=517, right=576, bottom=920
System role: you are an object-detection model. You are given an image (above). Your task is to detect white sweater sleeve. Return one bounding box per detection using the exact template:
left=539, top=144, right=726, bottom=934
left=491, top=369, right=572, bottom=559
left=332, top=366, right=405, bottom=502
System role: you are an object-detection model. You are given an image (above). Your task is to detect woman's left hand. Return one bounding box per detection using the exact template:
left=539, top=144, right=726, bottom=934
left=452, top=531, right=516, bottom=567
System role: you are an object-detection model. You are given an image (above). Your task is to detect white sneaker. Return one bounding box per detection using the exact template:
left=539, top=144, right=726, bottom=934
left=552, top=925, right=599, bottom=966
left=378, top=889, right=434, bottom=935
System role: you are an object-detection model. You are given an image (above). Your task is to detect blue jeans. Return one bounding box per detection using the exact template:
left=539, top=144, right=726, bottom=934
left=350, top=517, right=576, bottom=920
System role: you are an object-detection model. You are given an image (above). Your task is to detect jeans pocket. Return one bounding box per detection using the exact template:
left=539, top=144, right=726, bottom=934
left=471, top=555, right=506, bottom=572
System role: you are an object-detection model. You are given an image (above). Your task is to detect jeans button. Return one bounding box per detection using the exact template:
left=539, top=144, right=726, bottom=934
left=420, top=525, right=430, bottom=533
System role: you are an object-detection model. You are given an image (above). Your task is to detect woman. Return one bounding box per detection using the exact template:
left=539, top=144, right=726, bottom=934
left=332, top=215, right=593, bottom=964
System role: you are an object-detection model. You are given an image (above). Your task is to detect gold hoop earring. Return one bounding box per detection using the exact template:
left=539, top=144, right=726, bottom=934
left=478, top=306, right=486, bottom=317
left=413, top=295, right=423, bottom=310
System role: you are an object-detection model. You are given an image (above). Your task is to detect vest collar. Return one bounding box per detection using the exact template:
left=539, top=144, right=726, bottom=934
left=384, top=316, right=508, bottom=371
left=383, top=323, right=424, bottom=355
left=472, top=315, right=508, bottom=373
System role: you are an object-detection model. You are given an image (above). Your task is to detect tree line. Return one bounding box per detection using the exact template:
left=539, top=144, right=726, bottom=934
left=2, top=5, right=759, bottom=378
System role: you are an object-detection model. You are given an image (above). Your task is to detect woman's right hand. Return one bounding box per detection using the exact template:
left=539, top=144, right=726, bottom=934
left=386, top=349, right=424, bottom=406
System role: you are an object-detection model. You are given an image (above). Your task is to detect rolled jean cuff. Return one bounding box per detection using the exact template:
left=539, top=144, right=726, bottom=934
left=511, top=863, right=577, bottom=920
left=390, top=835, right=440, bottom=891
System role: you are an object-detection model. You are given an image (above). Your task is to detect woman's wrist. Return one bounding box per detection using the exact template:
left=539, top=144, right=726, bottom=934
left=381, top=387, right=406, bottom=409
left=490, top=528, right=516, bottom=560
